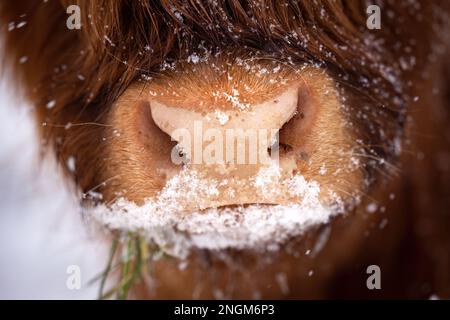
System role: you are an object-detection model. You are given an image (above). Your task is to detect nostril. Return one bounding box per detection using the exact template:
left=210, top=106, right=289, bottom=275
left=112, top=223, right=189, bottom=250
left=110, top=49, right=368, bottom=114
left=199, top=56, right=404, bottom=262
left=279, top=143, right=293, bottom=153
left=277, top=84, right=319, bottom=152
left=172, top=145, right=190, bottom=165
left=268, top=139, right=293, bottom=157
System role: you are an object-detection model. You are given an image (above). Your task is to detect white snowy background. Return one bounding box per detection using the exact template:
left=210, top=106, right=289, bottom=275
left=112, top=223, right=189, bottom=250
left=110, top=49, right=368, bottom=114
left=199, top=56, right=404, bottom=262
left=0, top=72, right=107, bottom=299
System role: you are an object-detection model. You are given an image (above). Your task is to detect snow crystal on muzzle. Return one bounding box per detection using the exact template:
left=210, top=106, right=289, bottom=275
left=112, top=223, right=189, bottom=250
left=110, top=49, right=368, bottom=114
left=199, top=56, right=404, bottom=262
left=85, top=168, right=343, bottom=259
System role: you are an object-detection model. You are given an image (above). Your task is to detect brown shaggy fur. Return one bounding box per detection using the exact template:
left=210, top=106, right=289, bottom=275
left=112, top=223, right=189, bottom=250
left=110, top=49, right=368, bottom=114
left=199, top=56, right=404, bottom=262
left=1, top=0, right=450, bottom=298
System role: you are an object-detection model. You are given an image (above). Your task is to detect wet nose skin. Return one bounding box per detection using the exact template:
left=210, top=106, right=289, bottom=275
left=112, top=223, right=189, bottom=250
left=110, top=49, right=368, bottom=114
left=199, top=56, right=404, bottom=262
left=150, top=86, right=298, bottom=145
left=149, top=86, right=301, bottom=210
left=150, top=86, right=298, bottom=165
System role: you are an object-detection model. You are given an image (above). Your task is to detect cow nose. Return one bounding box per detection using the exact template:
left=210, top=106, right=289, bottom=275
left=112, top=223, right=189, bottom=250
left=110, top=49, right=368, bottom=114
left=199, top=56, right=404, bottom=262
left=150, top=86, right=298, bottom=167
left=148, top=86, right=299, bottom=209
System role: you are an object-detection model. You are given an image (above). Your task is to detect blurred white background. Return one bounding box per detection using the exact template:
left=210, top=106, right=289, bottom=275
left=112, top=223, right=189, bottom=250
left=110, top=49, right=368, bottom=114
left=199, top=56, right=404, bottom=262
left=0, top=71, right=107, bottom=299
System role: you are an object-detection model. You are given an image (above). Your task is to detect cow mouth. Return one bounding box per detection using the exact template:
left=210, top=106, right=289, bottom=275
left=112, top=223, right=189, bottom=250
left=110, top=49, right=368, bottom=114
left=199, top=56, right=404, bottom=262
left=210, top=203, right=277, bottom=210
left=86, top=189, right=342, bottom=259
left=85, top=160, right=345, bottom=258
left=84, top=161, right=348, bottom=258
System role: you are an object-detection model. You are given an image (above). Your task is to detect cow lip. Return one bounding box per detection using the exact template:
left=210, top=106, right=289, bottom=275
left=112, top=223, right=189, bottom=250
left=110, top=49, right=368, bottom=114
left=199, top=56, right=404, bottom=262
left=87, top=195, right=338, bottom=255
left=198, top=203, right=279, bottom=212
